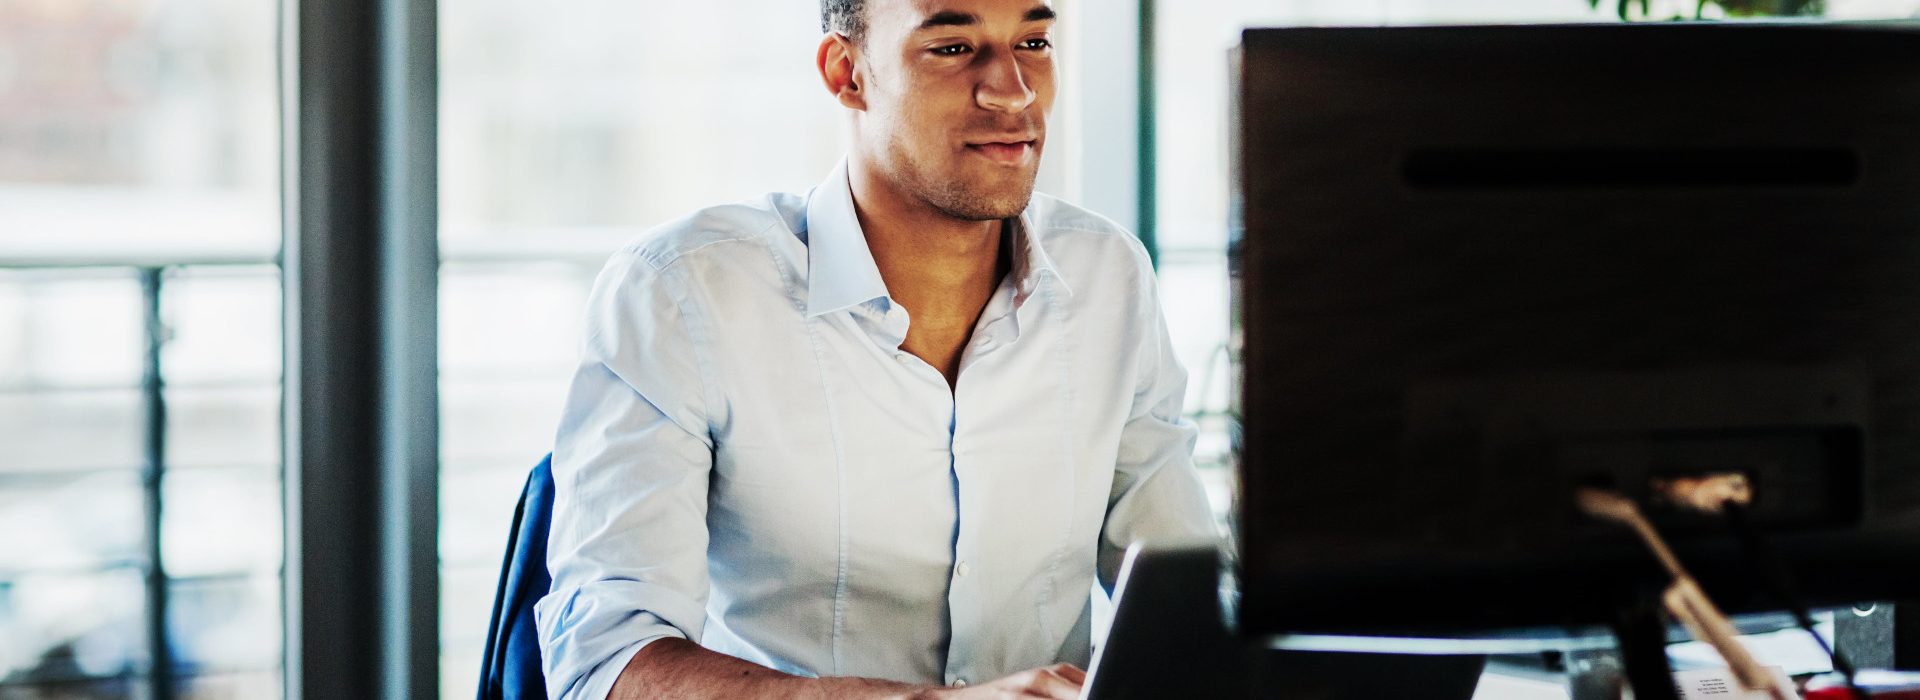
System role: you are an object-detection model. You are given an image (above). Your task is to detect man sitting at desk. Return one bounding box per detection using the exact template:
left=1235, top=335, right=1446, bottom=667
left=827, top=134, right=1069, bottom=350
left=536, top=1, right=1215, bottom=697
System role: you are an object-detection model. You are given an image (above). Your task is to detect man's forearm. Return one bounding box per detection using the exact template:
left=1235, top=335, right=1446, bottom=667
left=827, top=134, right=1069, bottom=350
left=608, top=637, right=929, bottom=700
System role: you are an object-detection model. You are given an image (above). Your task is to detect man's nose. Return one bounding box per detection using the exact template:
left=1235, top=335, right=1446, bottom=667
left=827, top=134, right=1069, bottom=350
left=975, top=47, right=1036, bottom=114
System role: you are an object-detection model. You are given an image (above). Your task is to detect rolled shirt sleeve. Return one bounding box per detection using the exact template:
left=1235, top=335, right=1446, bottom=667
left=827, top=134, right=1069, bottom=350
left=536, top=250, right=719, bottom=700
left=1097, top=246, right=1221, bottom=592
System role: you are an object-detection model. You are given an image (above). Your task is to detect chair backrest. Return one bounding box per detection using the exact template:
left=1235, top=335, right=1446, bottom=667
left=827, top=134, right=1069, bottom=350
left=477, top=454, right=556, bottom=700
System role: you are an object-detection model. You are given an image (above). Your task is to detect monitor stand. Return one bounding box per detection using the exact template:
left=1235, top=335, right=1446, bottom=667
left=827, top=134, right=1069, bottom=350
left=1609, top=593, right=1683, bottom=700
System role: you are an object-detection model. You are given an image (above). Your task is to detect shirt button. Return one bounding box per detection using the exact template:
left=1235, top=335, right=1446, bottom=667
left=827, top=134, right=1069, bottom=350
left=951, top=679, right=968, bottom=688
left=896, top=353, right=911, bottom=363
left=956, top=561, right=970, bottom=577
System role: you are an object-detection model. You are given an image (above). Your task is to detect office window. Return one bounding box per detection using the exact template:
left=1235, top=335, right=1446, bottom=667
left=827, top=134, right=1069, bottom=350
left=0, top=0, right=280, bottom=696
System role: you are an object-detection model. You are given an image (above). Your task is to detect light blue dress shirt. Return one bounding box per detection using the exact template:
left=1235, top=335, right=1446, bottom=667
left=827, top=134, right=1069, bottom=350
left=536, top=161, right=1217, bottom=700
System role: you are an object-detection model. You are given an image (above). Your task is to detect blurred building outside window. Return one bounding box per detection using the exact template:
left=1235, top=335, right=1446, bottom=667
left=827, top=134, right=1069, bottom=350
left=0, top=0, right=281, bottom=697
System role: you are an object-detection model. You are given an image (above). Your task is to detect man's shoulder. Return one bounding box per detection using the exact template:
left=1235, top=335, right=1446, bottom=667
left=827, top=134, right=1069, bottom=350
left=616, top=192, right=806, bottom=271
left=1028, top=193, right=1130, bottom=237
left=1026, top=193, right=1156, bottom=271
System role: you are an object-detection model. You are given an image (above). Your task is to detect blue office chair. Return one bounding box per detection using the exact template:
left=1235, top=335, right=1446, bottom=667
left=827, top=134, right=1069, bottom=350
left=478, top=454, right=556, bottom=700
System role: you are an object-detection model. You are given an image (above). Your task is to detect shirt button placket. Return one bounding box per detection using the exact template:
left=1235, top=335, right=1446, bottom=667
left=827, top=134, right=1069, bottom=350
left=947, top=553, right=975, bottom=684
left=947, top=397, right=973, bottom=688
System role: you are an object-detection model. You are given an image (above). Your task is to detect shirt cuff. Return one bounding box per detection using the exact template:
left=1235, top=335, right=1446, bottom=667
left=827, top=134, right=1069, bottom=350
left=536, top=581, right=706, bottom=700
left=574, top=633, right=683, bottom=700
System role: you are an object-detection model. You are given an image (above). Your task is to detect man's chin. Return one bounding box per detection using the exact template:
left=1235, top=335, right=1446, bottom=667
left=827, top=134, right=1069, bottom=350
left=932, top=189, right=1034, bottom=221
left=903, top=156, right=1041, bottom=220
left=954, top=171, right=1040, bottom=219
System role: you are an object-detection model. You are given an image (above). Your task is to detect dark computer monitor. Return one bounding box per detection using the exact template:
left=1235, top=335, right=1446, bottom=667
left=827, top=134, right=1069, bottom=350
left=1231, top=23, right=1920, bottom=639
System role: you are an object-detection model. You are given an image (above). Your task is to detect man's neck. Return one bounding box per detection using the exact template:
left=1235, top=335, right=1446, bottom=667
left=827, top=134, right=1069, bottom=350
left=846, top=158, right=1008, bottom=309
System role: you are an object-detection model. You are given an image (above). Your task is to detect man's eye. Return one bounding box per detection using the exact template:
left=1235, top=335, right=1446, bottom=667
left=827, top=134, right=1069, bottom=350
left=932, top=44, right=971, bottom=56
left=1020, top=38, right=1052, bottom=51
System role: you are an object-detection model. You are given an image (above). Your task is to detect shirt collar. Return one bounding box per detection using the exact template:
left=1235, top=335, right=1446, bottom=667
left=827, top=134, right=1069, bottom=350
left=804, top=160, right=891, bottom=318
left=802, top=159, right=1074, bottom=318
left=1008, top=209, right=1072, bottom=301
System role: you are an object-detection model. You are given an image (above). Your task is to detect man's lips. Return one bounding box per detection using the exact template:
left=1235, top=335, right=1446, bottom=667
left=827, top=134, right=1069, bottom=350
left=965, top=140, right=1037, bottom=165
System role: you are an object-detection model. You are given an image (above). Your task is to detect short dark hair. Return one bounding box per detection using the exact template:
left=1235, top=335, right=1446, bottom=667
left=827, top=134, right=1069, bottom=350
left=821, top=0, right=867, bottom=42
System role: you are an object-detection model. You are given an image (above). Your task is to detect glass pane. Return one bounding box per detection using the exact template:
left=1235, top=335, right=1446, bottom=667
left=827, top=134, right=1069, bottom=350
left=0, top=0, right=280, bottom=261
left=438, top=562, right=498, bottom=700
left=0, top=275, right=26, bottom=388
left=0, top=390, right=142, bottom=475
left=168, top=576, right=280, bottom=675
left=1830, top=0, right=1920, bottom=16
left=440, top=2, right=839, bottom=250
left=440, top=466, right=532, bottom=568
left=10, top=273, right=142, bottom=388
left=438, top=263, right=590, bottom=379
left=1157, top=256, right=1231, bottom=416
left=161, top=469, right=280, bottom=578
left=1, top=0, right=282, bottom=693
left=178, top=671, right=281, bottom=700
left=165, top=387, right=278, bottom=471
left=0, top=569, right=147, bottom=687
left=162, top=268, right=282, bottom=386
left=0, top=471, right=142, bottom=575
left=441, top=379, right=569, bottom=472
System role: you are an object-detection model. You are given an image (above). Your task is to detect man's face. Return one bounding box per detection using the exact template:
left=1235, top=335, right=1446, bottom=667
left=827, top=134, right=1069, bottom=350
left=852, top=0, right=1057, bottom=221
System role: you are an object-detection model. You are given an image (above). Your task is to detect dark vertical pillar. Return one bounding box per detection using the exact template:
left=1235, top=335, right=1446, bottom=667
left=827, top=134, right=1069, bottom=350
left=281, top=0, right=437, bottom=695
left=139, top=267, right=174, bottom=700
left=377, top=0, right=440, bottom=691
left=1137, top=0, right=1158, bottom=266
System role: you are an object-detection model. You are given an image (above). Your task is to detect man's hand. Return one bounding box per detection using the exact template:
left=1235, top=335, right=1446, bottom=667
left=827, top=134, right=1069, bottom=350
left=613, top=638, right=1085, bottom=700
left=922, top=664, right=1086, bottom=700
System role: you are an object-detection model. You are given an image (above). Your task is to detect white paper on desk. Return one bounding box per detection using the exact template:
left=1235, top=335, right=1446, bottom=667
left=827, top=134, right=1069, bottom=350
left=1667, top=667, right=1797, bottom=699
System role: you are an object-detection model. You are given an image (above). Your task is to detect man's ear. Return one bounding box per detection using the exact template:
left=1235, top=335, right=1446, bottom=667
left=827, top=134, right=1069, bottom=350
left=817, top=32, right=866, bottom=111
